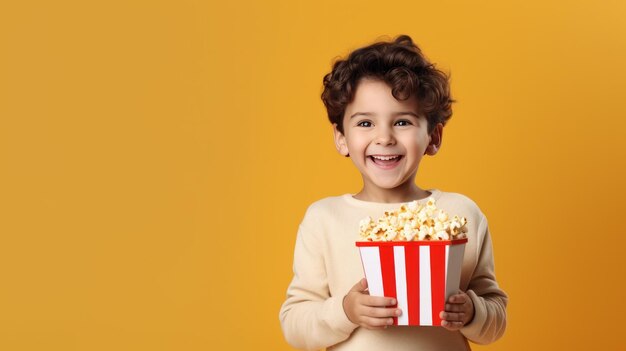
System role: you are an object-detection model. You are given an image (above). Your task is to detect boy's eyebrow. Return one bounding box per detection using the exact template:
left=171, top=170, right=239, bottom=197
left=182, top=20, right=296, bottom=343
left=350, top=111, right=420, bottom=119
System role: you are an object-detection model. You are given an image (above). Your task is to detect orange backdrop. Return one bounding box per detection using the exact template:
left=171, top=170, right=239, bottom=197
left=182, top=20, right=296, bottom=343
left=1, top=0, right=625, bottom=350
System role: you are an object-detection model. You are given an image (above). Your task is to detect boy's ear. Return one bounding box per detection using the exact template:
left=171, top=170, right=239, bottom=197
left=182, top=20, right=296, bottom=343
left=425, top=123, right=444, bottom=156
left=332, top=123, right=350, bottom=157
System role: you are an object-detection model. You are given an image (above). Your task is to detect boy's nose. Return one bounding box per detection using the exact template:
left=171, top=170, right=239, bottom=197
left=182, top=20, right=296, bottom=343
left=375, top=129, right=396, bottom=145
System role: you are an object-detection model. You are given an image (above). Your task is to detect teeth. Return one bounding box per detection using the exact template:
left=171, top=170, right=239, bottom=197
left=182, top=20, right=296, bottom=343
left=372, top=155, right=400, bottom=161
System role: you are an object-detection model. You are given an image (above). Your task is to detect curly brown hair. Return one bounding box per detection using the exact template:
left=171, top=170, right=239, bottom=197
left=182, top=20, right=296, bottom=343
left=321, top=35, right=454, bottom=135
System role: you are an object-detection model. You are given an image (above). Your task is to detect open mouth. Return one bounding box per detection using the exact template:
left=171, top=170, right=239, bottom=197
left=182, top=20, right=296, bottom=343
left=369, top=155, right=404, bottom=168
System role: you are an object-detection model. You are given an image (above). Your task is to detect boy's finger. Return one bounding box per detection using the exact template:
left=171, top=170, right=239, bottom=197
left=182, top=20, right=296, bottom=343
left=361, top=316, right=394, bottom=328
left=448, top=293, right=467, bottom=304
left=445, top=303, right=465, bottom=312
left=364, top=306, right=402, bottom=318
left=363, top=295, right=397, bottom=307
left=441, top=320, right=464, bottom=330
left=440, top=311, right=465, bottom=321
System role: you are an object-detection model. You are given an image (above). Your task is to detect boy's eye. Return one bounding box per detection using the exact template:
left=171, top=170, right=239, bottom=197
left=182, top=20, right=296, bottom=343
left=356, top=120, right=413, bottom=127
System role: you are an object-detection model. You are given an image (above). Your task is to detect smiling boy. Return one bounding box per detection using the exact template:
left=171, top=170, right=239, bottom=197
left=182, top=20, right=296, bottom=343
left=333, top=77, right=442, bottom=203
left=279, top=35, right=507, bottom=351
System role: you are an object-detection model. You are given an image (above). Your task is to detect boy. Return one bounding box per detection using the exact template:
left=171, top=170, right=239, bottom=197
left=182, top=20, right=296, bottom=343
left=279, top=35, right=507, bottom=350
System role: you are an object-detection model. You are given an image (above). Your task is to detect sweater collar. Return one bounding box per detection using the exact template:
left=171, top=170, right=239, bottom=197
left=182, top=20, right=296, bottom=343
left=342, top=189, right=441, bottom=207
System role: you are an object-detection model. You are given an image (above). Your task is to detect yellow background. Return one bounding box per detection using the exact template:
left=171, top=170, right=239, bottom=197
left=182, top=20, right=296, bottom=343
left=1, top=0, right=625, bottom=350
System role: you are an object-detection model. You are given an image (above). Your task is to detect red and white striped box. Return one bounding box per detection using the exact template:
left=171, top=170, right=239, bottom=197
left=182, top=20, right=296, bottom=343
left=356, top=238, right=467, bottom=326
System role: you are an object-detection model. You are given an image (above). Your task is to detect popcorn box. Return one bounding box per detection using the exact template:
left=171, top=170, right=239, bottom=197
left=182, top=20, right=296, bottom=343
left=356, top=238, right=467, bottom=326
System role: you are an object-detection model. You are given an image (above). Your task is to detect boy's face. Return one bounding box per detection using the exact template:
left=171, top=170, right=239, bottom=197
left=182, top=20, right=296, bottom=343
left=333, top=78, right=442, bottom=194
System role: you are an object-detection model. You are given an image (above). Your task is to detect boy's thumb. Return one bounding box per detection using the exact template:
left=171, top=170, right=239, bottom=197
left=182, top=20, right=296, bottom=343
left=350, top=278, right=368, bottom=292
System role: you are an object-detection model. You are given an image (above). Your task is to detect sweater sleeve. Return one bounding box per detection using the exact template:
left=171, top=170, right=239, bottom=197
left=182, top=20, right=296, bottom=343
left=459, top=215, right=508, bottom=344
left=279, top=215, right=359, bottom=350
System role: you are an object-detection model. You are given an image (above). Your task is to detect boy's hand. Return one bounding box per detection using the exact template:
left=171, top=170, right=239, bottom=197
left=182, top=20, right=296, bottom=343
left=342, top=278, right=401, bottom=330
left=439, top=290, right=474, bottom=331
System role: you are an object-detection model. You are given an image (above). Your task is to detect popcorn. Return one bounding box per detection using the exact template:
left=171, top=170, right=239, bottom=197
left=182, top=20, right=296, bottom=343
left=359, top=216, right=374, bottom=233
left=359, top=197, right=468, bottom=241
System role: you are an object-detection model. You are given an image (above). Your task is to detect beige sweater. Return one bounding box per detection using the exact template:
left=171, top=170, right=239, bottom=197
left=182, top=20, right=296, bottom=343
left=279, top=189, right=508, bottom=351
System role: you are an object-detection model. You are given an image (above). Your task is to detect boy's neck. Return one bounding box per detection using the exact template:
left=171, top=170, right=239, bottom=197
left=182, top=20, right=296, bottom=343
left=353, top=183, right=431, bottom=203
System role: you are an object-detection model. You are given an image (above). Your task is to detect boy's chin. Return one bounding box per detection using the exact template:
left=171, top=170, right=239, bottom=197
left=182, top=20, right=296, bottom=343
left=368, top=179, right=414, bottom=190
